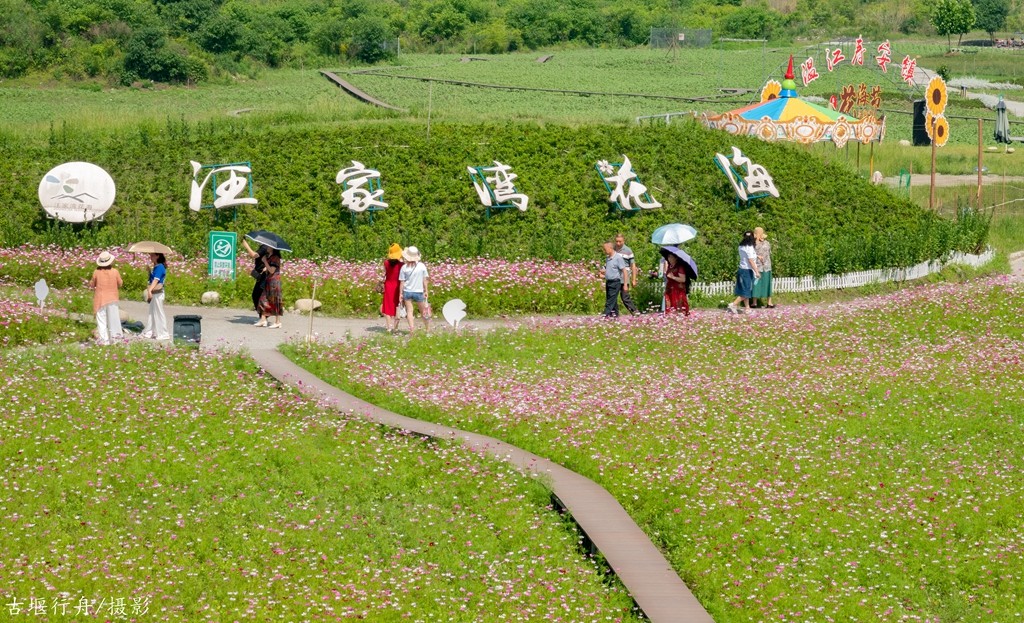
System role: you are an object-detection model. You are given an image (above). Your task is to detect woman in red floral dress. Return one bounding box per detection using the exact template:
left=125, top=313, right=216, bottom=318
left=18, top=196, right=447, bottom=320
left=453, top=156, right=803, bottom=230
left=381, top=243, right=404, bottom=333
left=664, top=253, right=690, bottom=316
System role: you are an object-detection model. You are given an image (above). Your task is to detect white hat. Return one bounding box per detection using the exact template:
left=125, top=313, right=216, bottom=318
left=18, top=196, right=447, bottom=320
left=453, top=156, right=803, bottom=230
left=402, top=246, right=421, bottom=262
left=96, top=251, right=115, bottom=267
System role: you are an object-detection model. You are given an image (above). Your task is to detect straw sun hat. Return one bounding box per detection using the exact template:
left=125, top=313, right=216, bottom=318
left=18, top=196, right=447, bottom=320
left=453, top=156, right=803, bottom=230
left=96, top=251, right=115, bottom=267
left=402, top=246, right=421, bottom=262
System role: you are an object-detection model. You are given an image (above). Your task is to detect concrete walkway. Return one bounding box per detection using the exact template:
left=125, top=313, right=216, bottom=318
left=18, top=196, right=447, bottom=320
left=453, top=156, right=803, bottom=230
left=117, top=298, right=715, bottom=623
left=116, top=299, right=510, bottom=351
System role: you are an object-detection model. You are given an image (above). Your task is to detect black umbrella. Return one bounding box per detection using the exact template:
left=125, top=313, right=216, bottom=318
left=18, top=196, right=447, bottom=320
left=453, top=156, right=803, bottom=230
left=245, top=230, right=292, bottom=252
left=659, top=245, right=698, bottom=280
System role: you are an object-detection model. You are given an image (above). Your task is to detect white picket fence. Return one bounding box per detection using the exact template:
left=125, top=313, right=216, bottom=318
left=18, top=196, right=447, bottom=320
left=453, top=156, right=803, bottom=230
left=684, top=247, right=995, bottom=298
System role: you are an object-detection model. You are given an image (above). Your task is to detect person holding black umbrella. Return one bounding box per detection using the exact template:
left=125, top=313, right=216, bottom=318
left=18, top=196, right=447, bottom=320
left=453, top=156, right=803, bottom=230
left=256, top=250, right=283, bottom=329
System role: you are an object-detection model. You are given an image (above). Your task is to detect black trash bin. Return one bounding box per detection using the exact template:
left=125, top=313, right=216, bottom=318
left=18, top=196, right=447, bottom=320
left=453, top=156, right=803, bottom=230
left=912, top=99, right=931, bottom=146
left=173, top=314, right=202, bottom=345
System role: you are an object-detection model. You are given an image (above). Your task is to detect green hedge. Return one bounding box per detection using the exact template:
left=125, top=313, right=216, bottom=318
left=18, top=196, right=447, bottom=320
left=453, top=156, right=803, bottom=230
left=0, top=119, right=988, bottom=281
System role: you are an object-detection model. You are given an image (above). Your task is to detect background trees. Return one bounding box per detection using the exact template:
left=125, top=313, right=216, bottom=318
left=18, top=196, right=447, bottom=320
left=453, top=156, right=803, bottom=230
left=972, top=0, right=1010, bottom=39
left=1, top=0, right=1022, bottom=84
left=932, top=0, right=977, bottom=49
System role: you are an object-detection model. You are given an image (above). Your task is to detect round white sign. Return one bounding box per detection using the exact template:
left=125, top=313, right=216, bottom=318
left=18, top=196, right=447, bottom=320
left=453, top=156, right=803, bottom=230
left=38, top=162, right=116, bottom=223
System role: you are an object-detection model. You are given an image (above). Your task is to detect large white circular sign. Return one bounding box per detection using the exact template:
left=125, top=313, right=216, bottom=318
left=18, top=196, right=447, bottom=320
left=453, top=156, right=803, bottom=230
left=38, top=162, right=116, bottom=223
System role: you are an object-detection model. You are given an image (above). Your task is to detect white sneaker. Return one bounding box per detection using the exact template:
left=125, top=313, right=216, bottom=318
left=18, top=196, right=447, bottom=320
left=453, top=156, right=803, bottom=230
left=268, top=323, right=281, bottom=329
left=726, top=303, right=737, bottom=314
left=155, top=335, right=171, bottom=341
left=141, top=331, right=154, bottom=339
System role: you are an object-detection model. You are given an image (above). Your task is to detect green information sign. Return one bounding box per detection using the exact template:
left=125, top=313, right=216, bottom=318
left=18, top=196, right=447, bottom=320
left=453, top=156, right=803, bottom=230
left=208, top=231, right=237, bottom=280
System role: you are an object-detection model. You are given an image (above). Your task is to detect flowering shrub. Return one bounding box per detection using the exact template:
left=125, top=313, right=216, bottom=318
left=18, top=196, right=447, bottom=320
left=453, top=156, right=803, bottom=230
left=0, top=122, right=987, bottom=281
left=0, top=297, right=91, bottom=346
left=1, top=245, right=612, bottom=315
left=291, top=277, right=1024, bottom=622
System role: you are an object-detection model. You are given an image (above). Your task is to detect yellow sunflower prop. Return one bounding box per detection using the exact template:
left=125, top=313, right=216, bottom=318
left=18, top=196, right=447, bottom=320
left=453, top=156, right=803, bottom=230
left=926, top=76, right=947, bottom=117
left=933, top=114, right=950, bottom=147
left=760, top=80, right=782, bottom=103
left=924, top=111, right=935, bottom=140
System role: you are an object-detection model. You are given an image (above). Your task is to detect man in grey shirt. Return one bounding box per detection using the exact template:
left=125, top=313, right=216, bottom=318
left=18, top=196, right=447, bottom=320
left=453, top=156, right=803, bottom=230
left=614, top=233, right=640, bottom=315
left=601, top=241, right=628, bottom=317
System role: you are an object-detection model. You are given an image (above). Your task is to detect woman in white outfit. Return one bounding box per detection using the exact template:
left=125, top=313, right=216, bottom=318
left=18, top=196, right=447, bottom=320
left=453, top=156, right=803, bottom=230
left=88, top=251, right=124, bottom=345
left=142, top=252, right=170, bottom=340
left=398, top=246, right=431, bottom=333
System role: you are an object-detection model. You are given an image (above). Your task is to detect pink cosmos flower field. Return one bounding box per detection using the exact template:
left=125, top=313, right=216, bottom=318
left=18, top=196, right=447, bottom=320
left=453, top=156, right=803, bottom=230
left=0, top=245, right=610, bottom=315
left=293, top=277, right=1024, bottom=622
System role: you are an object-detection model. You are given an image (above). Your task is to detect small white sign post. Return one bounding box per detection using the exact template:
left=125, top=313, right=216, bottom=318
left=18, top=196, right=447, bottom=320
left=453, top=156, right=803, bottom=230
left=442, top=299, right=467, bottom=330
left=34, top=279, right=49, bottom=309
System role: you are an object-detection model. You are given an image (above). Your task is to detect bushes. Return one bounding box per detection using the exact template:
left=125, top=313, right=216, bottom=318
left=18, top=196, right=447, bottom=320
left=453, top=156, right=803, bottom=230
left=0, top=119, right=987, bottom=283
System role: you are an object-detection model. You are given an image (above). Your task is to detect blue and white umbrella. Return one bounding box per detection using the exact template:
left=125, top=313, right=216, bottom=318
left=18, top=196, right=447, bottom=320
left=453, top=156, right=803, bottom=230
left=650, top=223, right=697, bottom=246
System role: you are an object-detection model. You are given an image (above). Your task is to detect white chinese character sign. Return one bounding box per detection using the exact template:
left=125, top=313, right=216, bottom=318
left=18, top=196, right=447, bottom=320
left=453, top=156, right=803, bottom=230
left=188, top=161, right=257, bottom=212
left=713, top=147, right=780, bottom=209
left=38, top=162, right=116, bottom=223
left=336, top=161, right=388, bottom=216
left=595, top=155, right=661, bottom=212
left=467, top=161, right=529, bottom=218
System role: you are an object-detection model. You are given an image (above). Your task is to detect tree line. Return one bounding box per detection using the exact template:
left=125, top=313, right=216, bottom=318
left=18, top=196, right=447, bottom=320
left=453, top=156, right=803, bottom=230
left=0, top=0, right=1017, bottom=85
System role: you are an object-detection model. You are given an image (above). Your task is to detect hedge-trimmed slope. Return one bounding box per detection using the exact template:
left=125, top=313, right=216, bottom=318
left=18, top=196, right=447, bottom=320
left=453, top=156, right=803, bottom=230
left=0, top=120, right=986, bottom=281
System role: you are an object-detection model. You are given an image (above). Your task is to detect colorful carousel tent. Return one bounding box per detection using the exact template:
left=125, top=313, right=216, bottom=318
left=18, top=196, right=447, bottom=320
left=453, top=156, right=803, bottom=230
left=700, top=56, right=885, bottom=148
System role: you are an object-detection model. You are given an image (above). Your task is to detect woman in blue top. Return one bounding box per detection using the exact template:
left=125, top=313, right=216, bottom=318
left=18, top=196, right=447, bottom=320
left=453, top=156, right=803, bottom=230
left=142, top=252, right=170, bottom=340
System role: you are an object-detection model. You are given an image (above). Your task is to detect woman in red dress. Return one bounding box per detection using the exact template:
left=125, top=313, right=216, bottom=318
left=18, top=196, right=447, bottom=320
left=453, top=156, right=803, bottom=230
left=381, top=243, right=404, bottom=333
left=664, top=253, right=690, bottom=316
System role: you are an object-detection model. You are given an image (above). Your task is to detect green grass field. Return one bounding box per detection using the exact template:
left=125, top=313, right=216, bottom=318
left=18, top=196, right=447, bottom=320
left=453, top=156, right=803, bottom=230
left=0, top=342, right=641, bottom=622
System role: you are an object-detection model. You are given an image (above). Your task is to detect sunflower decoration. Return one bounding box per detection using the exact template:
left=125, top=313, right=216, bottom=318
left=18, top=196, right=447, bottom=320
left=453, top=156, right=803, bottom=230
left=760, top=80, right=782, bottom=103
left=926, top=75, right=947, bottom=117
left=924, top=110, right=936, bottom=140
left=932, top=114, right=950, bottom=147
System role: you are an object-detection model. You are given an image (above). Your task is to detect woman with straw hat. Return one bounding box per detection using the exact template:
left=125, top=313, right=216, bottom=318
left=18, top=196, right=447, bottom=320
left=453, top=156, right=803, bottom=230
left=88, top=251, right=124, bottom=345
left=381, top=243, right=404, bottom=333
left=398, top=246, right=430, bottom=333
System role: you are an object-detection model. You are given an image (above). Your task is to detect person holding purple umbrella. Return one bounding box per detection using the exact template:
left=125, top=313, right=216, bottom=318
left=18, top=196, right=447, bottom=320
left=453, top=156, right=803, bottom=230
left=663, top=253, right=690, bottom=315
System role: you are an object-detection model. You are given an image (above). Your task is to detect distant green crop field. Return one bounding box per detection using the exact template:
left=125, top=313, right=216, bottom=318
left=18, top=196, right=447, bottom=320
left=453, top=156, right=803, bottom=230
left=2, top=44, right=1019, bottom=175
left=0, top=46, right=937, bottom=132
left=0, top=71, right=380, bottom=139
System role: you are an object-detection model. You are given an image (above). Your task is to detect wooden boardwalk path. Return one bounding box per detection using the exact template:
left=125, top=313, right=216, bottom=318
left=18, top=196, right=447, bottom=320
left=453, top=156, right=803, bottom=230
left=319, top=70, right=406, bottom=111
left=251, top=349, right=715, bottom=623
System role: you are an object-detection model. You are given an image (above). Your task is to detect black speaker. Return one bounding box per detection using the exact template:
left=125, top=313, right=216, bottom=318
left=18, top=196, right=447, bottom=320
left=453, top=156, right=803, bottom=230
left=912, top=99, right=931, bottom=146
